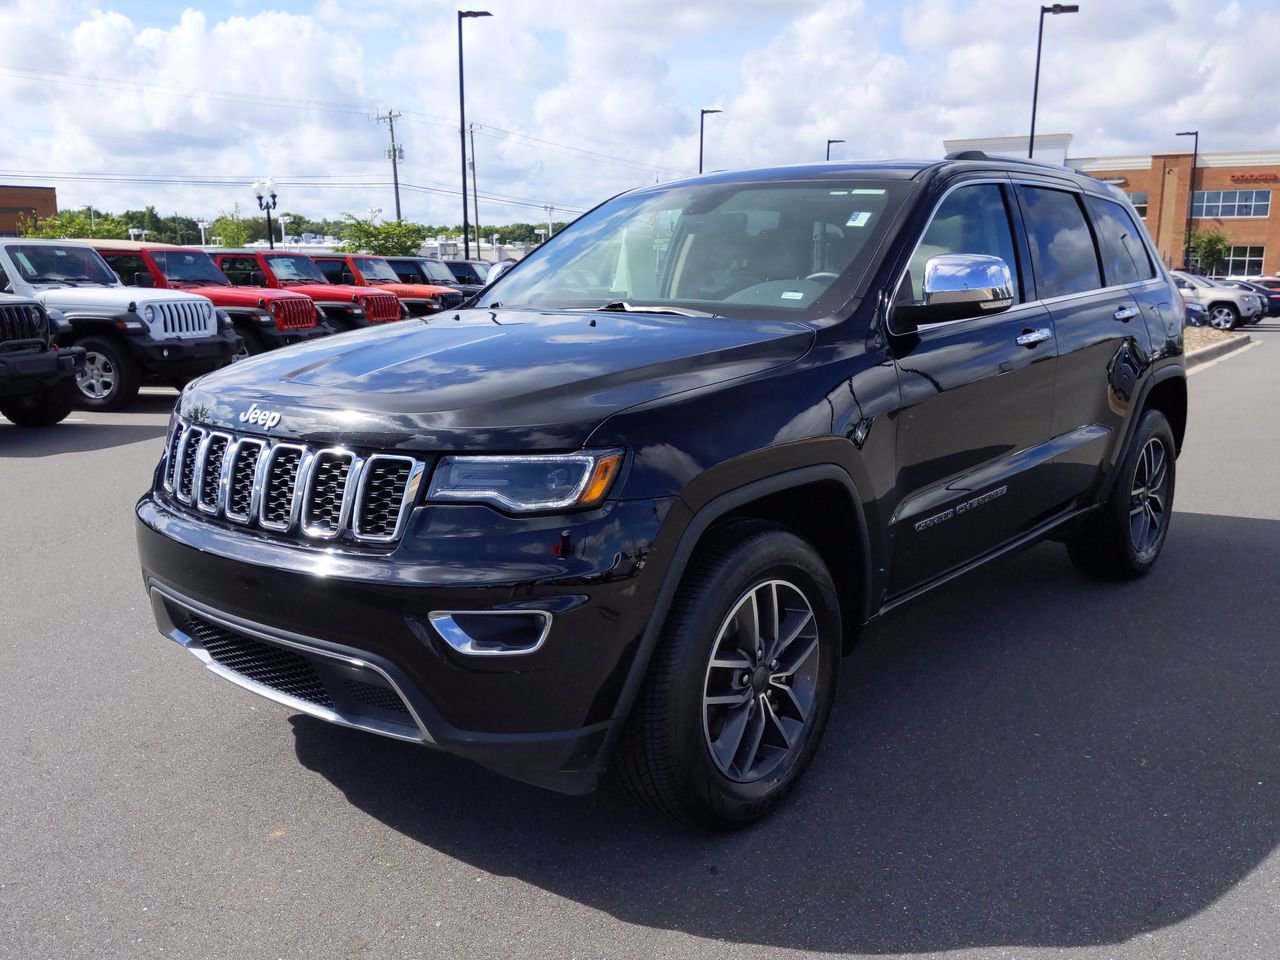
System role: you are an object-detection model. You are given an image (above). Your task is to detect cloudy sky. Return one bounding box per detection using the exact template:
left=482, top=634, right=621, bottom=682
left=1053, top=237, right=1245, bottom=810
left=0, top=0, right=1276, bottom=227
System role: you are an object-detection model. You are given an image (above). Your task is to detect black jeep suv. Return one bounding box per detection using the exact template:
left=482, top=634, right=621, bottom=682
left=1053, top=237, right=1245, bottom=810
left=136, top=155, right=1187, bottom=828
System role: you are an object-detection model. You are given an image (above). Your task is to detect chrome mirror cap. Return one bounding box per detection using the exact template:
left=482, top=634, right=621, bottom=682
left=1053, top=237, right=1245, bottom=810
left=895, top=254, right=1016, bottom=329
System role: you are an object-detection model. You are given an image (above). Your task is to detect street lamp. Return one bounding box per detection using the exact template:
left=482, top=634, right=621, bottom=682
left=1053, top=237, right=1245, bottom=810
left=1177, top=130, right=1200, bottom=271
left=458, top=10, right=492, bottom=260
left=826, top=138, right=846, bottom=161
left=197, top=218, right=208, bottom=246
left=253, top=178, right=278, bottom=250
left=699, top=108, right=722, bottom=174
left=277, top=214, right=290, bottom=245
left=1028, top=4, right=1079, bottom=159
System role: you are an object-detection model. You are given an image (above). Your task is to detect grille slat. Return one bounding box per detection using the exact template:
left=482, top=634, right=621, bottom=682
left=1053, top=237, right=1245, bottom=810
left=160, top=421, right=420, bottom=544
left=0, top=304, right=43, bottom=343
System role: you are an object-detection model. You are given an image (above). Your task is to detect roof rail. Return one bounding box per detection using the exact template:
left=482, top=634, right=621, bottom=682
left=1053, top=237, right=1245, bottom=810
left=944, top=149, right=1071, bottom=172
left=945, top=150, right=991, bottom=161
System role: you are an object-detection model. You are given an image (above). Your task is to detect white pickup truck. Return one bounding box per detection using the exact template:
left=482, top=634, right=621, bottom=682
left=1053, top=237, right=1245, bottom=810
left=0, top=239, right=239, bottom=409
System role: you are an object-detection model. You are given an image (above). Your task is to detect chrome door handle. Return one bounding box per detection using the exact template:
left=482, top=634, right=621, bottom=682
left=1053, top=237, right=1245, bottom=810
left=1113, top=306, right=1138, bottom=322
left=1015, top=328, right=1053, bottom=347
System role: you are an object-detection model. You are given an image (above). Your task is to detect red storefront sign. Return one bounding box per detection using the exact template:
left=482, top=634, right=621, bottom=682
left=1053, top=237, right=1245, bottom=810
left=1230, top=173, right=1279, bottom=182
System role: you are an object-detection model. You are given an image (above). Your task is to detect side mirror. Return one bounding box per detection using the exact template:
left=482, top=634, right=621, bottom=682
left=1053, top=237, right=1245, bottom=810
left=249, top=269, right=266, bottom=286
left=133, top=272, right=154, bottom=288
left=895, top=254, right=1015, bottom=329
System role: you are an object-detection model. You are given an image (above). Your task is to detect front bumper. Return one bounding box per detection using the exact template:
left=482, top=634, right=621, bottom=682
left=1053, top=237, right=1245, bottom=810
left=258, top=323, right=331, bottom=348
left=0, top=344, right=82, bottom=398
left=128, top=329, right=240, bottom=377
left=136, top=493, right=675, bottom=793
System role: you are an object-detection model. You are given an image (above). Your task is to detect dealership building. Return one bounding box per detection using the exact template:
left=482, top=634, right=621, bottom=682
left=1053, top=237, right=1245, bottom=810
left=945, top=135, right=1279, bottom=277
left=0, top=185, right=57, bottom=237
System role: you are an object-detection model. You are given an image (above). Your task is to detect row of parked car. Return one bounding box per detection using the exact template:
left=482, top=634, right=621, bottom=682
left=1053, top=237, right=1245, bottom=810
left=1172, top=271, right=1280, bottom=328
left=0, top=238, right=502, bottom=423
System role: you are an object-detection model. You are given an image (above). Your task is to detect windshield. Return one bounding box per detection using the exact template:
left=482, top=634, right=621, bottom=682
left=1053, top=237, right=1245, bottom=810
left=4, top=243, right=118, bottom=285
left=265, top=254, right=328, bottom=283
left=422, top=259, right=460, bottom=283
left=353, top=257, right=401, bottom=283
left=152, top=249, right=229, bottom=286
left=481, top=178, right=907, bottom=319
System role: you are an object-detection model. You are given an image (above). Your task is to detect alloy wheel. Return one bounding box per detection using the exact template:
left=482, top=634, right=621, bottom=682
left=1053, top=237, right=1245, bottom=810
left=1129, top=437, right=1170, bottom=559
left=702, top=579, right=820, bottom=783
left=76, top=350, right=116, bottom=401
left=1209, top=306, right=1236, bottom=329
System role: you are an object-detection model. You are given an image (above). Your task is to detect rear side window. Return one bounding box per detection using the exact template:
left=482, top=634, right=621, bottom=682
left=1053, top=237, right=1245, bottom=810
left=314, top=260, right=345, bottom=284
left=1017, top=186, right=1103, bottom=299
left=220, top=256, right=258, bottom=285
left=1085, top=196, right=1155, bottom=285
left=102, top=253, right=148, bottom=285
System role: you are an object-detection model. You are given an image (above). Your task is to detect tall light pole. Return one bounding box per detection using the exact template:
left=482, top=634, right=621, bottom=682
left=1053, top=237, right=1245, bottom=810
left=197, top=218, right=208, bottom=246
left=377, top=109, right=404, bottom=221
left=826, top=138, right=845, bottom=161
left=1177, top=130, right=1200, bottom=271
left=469, top=123, right=481, bottom=257
left=277, top=214, right=290, bottom=244
left=253, top=178, right=278, bottom=250
left=457, top=10, right=492, bottom=260
left=1028, top=4, right=1079, bottom=158
left=699, top=108, right=722, bottom=174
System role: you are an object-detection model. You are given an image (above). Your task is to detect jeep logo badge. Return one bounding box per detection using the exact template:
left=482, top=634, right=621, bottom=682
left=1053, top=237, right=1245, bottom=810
left=239, top=403, right=282, bottom=430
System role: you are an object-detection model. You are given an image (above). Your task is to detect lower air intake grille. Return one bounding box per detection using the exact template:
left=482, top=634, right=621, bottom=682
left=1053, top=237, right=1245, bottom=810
left=344, top=679, right=411, bottom=715
left=183, top=615, right=334, bottom=708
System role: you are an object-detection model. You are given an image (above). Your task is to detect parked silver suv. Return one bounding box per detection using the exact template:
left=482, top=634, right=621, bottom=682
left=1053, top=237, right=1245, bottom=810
left=1170, top=271, right=1263, bottom=329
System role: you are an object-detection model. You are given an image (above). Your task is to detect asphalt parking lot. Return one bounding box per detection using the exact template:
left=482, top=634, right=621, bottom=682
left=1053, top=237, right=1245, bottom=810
left=3, top=326, right=1279, bottom=960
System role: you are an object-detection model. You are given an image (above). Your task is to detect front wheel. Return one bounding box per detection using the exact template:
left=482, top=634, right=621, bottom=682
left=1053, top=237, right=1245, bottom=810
left=1067, top=409, right=1176, bottom=580
left=1208, top=303, right=1239, bottom=330
left=73, top=336, right=140, bottom=410
left=0, top=379, right=75, bottom=427
left=615, top=522, right=841, bottom=828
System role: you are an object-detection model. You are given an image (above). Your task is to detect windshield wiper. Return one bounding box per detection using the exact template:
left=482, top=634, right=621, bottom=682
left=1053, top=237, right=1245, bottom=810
left=595, top=300, right=715, bottom=318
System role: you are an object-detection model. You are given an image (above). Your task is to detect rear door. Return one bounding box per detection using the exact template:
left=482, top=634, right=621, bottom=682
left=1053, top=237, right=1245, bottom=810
left=887, top=179, right=1059, bottom=595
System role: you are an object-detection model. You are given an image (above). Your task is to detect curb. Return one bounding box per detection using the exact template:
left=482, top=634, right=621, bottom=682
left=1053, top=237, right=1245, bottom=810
left=1186, top=333, right=1252, bottom=369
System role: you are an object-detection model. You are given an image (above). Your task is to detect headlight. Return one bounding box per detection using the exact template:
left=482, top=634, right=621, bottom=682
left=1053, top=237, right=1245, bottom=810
left=427, top=450, right=624, bottom=513
left=204, top=302, right=214, bottom=319
left=143, top=304, right=156, bottom=322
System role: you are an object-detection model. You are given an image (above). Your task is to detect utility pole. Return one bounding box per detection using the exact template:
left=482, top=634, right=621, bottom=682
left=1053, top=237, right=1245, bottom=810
left=469, top=123, right=481, bottom=257
left=545, top=204, right=554, bottom=242
left=377, top=110, right=404, bottom=221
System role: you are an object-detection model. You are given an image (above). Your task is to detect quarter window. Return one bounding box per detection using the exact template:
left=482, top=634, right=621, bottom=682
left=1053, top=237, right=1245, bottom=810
left=902, top=183, right=1021, bottom=304
left=102, top=253, right=149, bottom=286
left=1085, top=196, right=1155, bottom=285
left=314, top=259, right=346, bottom=284
left=1017, top=186, right=1103, bottom=299
left=1129, top=192, right=1149, bottom=218
left=220, top=256, right=259, bottom=285
left=1223, top=245, right=1265, bottom=276
left=1192, top=189, right=1270, bottom=219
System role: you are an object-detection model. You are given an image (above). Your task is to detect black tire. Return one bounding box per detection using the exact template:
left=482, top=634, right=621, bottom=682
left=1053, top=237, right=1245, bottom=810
left=1207, top=303, right=1239, bottom=330
left=615, top=521, right=841, bottom=829
left=234, top=326, right=264, bottom=358
left=0, top=378, right=75, bottom=427
left=73, top=335, right=140, bottom=411
left=1068, top=409, right=1176, bottom=580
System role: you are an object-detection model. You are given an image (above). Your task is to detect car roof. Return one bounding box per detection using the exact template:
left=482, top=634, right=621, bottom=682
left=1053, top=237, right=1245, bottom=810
left=0, top=237, right=99, bottom=248
left=72, top=239, right=194, bottom=252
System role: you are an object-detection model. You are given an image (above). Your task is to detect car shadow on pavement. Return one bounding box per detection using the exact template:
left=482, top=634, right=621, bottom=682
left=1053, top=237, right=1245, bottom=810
left=292, top=510, right=1280, bottom=955
left=0, top=419, right=169, bottom=457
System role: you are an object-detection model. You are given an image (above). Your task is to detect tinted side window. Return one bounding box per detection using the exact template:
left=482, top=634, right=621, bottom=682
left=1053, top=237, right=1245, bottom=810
left=903, top=183, right=1021, bottom=304
left=103, top=253, right=149, bottom=285
left=390, top=261, right=424, bottom=283
left=220, top=256, right=258, bottom=285
left=314, top=260, right=345, bottom=284
left=1085, top=196, right=1155, bottom=285
left=1017, top=187, right=1103, bottom=299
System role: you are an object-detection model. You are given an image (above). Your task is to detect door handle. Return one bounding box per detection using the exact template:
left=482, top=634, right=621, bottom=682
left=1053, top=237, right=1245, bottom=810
left=1113, top=306, right=1138, bottom=322
left=1015, top=328, right=1053, bottom=347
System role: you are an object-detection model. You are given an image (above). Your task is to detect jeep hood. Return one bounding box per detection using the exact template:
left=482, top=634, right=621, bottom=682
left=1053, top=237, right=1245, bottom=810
left=188, top=286, right=309, bottom=308
left=36, top=286, right=212, bottom=311
left=180, top=307, right=813, bottom=450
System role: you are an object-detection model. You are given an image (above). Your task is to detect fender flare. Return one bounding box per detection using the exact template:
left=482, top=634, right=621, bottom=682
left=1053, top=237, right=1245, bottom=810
left=607, top=463, right=872, bottom=730
left=1100, top=361, right=1187, bottom=502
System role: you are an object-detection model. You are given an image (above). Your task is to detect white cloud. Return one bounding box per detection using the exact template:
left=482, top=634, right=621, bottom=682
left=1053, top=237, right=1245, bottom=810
left=0, top=0, right=1276, bottom=227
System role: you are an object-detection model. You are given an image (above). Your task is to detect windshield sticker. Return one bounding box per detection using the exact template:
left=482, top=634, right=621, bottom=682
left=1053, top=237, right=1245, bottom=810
left=850, top=188, right=886, bottom=195
left=14, top=252, right=35, bottom=273
left=781, top=291, right=804, bottom=300
left=846, top=211, right=872, bottom=227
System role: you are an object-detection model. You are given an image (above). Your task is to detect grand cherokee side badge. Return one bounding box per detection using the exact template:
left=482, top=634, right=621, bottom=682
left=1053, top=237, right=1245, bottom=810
left=239, top=403, right=282, bottom=430
left=914, top=485, right=1008, bottom=532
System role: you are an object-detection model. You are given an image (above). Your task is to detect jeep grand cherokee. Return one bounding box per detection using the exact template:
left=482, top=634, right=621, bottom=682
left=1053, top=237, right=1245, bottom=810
left=136, top=154, right=1187, bottom=828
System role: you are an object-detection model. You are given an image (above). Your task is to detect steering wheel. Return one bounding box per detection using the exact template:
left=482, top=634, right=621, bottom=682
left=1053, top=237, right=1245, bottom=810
left=805, top=272, right=839, bottom=282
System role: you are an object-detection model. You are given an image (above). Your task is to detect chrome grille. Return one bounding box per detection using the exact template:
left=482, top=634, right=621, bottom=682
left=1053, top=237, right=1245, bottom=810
left=159, top=420, right=422, bottom=545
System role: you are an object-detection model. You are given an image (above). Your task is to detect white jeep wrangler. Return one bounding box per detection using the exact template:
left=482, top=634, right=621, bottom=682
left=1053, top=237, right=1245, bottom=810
left=0, top=239, right=239, bottom=410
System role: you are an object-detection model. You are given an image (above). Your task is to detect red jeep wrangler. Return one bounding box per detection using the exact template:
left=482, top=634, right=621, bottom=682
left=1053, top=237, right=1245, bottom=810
left=212, top=250, right=402, bottom=331
left=311, top=254, right=467, bottom=317
left=86, top=241, right=328, bottom=356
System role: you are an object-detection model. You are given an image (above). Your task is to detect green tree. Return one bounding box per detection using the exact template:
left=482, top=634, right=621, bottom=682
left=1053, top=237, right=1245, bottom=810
left=1189, top=228, right=1232, bottom=275
left=336, top=216, right=429, bottom=256
left=208, top=203, right=254, bottom=248
left=17, top=208, right=130, bottom=239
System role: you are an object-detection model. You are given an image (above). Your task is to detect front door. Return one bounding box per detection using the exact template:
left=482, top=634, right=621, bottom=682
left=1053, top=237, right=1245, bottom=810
left=887, top=180, right=1059, bottom=596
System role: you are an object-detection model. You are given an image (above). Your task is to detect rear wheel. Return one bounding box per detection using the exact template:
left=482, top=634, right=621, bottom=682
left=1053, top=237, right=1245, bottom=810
left=616, top=522, right=840, bottom=828
left=1067, top=409, right=1176, bottom=580
left=0, top=378, right=75, bottom=427
left=73, top=336, right=140, bottom=411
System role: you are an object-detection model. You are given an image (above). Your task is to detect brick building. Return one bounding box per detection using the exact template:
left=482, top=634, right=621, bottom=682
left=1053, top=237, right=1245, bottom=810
left=0, top=185, right=57, bottom=237
left=945, top=135, right=1280, bottom=276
